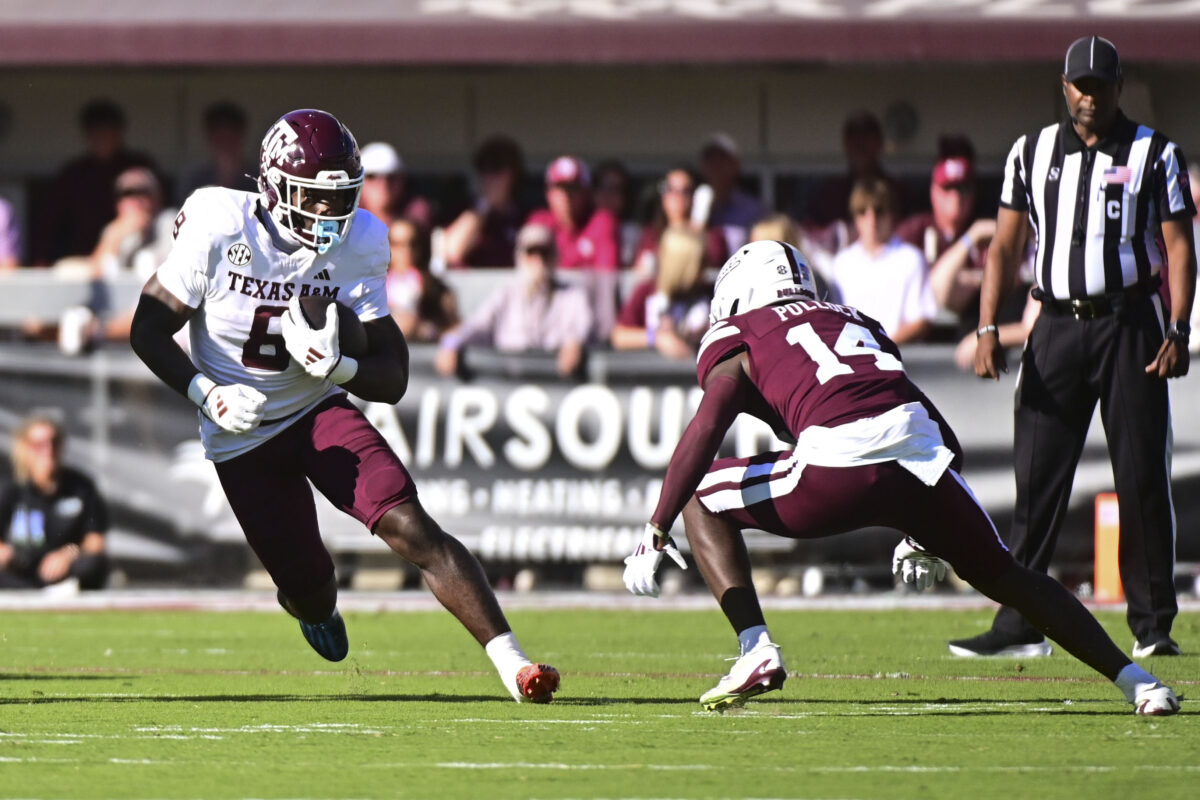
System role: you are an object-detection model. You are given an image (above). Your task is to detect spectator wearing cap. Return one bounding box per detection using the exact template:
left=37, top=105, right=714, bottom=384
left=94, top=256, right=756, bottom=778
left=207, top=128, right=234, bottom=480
left=632, top=166, right=727, bottom=277
left=526, top=155, right=621, bottom=338
left=443, top=135, right=528, bottom=268
left=526, top=155, right=619, bottom=270
left=358, top=142, right=432, bottom=230
left=829, top=177, right=936, bottom=344
left=896, top=138, right=1000, bottom=312
left=804, top=110, right=907, bottom=231
left=178, top=101, right=257, bottom=203
left=697, top=133, right=765, bottom=254
left=32, top=99, right=160, bottom=265
left=435, top=223, right=593, bottom=378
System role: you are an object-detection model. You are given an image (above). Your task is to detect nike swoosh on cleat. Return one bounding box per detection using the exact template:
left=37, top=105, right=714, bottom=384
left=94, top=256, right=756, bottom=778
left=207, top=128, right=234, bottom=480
left=730, top=659, right=783, bottom=694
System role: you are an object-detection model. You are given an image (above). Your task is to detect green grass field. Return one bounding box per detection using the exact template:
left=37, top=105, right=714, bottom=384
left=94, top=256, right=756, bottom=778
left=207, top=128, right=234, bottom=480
left=0, top=604, right=1196, bottom=799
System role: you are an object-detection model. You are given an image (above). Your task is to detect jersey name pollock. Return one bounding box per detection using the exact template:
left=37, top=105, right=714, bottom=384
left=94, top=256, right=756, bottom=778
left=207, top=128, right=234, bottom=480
left=155, top=187, right=390, bottom=462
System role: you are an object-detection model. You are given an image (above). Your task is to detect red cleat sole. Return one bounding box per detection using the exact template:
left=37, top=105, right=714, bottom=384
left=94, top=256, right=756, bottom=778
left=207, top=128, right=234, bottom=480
left=516, top=663, right=560, bottom=703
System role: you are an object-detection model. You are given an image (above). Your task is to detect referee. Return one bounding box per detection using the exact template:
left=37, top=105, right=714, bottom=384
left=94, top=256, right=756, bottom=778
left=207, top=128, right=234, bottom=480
left=950, top=36, right=1197, bottom=659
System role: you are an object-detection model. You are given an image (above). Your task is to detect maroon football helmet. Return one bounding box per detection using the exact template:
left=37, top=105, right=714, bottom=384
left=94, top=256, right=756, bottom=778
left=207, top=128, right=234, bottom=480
left=258, top=109, right=364, bottom=253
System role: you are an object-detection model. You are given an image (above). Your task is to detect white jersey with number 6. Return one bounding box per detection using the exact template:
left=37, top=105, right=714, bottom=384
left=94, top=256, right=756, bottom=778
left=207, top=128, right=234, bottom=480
left=154, top=187, right=390, bottom=462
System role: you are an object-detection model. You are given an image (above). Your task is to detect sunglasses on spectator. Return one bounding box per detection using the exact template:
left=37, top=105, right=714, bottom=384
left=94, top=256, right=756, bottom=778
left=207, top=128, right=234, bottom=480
left=118, top=187, right=155, bottom=199
left=853, top=204, right=889, bottom=217
left=389, top=238, right=413, bottom=248
left=522, top=245, right=553, bottom=257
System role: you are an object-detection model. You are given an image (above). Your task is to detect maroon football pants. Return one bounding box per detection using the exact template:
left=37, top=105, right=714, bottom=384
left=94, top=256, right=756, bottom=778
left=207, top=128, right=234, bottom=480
left=214, top=394, right=417, bottom=597
left=696, top=452, right=1013, bottom=584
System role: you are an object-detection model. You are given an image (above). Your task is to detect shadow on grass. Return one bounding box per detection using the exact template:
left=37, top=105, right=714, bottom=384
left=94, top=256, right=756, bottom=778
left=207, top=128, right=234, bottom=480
left=0, top=693, right=690, bottom=706
left=0, top=691, right=1128, bottom=714
left=0, top=674, right=113, bottom=682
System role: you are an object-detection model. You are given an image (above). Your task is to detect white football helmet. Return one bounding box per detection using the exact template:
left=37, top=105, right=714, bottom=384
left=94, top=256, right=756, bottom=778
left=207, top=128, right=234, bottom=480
left=710, top=240, right=817, bottom=323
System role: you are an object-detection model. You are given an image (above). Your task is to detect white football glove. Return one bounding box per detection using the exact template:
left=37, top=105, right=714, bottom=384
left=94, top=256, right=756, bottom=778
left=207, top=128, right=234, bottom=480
left=279, top=296, right=358, bottom=383
left=891, top=537, right=949, bottom=592
left=623, top=523, right=688, bottom=597
left=187, top=375, right=267, bottom=434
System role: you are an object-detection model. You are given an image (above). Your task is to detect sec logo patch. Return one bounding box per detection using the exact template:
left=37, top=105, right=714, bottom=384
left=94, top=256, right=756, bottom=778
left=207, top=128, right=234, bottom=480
left=227, top=243, right=252, bottom=266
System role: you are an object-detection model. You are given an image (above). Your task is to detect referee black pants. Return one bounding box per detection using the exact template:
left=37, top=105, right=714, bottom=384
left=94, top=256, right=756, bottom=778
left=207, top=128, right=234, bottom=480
left=993, top=292, right=1178, bottom=643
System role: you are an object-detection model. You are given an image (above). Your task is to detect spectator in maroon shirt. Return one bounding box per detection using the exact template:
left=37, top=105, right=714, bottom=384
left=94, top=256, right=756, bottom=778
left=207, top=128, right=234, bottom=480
left=612, top=228, right=711, bottom=359
left=443, top=135, right=528, bottom=268
left=32, top=99, right=159, bottom=266
left=895, top=137, right=995, bottom=318
left=526, top=155, right=621, bottom=338
left=632, top=166, right=727, bottom=277
left=526, top=156, right=619, bottom=271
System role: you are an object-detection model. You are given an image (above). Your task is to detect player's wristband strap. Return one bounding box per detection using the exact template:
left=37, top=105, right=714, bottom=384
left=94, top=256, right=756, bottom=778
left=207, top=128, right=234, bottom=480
left=976, top=324, right=999, bottom=339
left=186, top=374, right=217, bottom=407
left=328, top=355, right=358, bottom=385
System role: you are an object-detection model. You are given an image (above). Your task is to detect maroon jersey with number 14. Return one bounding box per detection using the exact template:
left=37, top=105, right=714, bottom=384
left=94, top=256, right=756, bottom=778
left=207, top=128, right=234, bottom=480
left=696, top=299, right=962, bottom=458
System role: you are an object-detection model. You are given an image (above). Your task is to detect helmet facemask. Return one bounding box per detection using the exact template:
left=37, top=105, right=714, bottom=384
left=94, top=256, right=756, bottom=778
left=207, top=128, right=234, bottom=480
left=266, top=168, right=363, bottom=254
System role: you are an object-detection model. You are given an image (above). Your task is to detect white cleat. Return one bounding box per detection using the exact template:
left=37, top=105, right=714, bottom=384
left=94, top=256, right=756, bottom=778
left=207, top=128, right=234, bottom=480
left=1134, top=682, right=1181, bottom=716
left=700, top=642, right=786, bottom=712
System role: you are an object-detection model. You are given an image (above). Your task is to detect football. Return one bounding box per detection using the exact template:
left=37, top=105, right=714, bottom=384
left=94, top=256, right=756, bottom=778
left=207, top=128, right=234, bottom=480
left=296, top=294, right=369, bottom=359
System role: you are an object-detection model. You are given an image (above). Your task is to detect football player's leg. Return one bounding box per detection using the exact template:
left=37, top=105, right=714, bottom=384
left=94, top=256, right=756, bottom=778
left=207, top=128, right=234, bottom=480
left=904, top=468, right=1174, bottom=711
left=214, top=434, right=346, bottom=661
left=687, top=453, right=801, bottom=710
left=376, top=500, right=558, bottom=702
left=305, top=396, right=556, bottom=701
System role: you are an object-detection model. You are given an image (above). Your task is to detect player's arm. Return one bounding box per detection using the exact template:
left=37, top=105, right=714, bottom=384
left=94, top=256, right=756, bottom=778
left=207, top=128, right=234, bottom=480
left=974, top=207, right=1028, bottom=379
left=625, top=351, right=749, bottom=597
left=131, top=274, right=267, bottom=433
left=339, top=315, right=410, bottom=404
left=649, top=351, right=751, bottom=532
left=129, top=274, right=202, bottom=398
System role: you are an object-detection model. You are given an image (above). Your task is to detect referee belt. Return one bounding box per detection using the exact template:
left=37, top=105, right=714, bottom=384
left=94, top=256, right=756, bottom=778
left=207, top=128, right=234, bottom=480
left=1033, top=277, right=1160, bottom=321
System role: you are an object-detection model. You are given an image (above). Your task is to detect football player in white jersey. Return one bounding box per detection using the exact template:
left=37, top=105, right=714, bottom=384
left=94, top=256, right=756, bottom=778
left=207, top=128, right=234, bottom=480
left=130, top=109, right=558, bottom=703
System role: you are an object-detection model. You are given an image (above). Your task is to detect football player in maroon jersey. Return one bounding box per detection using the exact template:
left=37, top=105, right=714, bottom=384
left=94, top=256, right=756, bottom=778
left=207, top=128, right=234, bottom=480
left=623, top=240, right=1178, bottom=716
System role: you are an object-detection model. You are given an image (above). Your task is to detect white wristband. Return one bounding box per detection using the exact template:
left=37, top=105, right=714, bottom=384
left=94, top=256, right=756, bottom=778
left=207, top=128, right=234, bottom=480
left=187, top=374, right=217, bottom=407
left=328, top=356, right=359, bottom=385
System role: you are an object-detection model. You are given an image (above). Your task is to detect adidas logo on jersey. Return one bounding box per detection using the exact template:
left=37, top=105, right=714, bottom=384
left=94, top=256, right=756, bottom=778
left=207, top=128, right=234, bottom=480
left=313, top=269, right=331, bottom=281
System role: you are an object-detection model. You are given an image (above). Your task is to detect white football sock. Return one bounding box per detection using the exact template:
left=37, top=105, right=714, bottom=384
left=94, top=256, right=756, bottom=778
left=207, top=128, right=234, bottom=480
left=485, top=632, right=532, bottom=700
left=1114, top=662, right=1159, bottom=703
left=738, top=624, right=772, bottom=656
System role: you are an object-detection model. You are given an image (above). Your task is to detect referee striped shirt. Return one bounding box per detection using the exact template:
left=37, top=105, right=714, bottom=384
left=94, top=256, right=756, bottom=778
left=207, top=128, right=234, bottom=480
left=999, top=110, right=1195, bottom=300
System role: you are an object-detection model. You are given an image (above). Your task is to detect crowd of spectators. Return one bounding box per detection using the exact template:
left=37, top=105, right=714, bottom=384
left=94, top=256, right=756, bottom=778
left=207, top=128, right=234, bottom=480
left=0, top=99, right=1061, bottom=369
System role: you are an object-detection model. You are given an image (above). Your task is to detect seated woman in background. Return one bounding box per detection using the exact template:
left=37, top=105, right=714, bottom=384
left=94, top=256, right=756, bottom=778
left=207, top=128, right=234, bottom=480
left=631, top=166, right=727, bottom=278
left=386, top=218, right=459, bottom=344
left=0, top=414, right=108, bottom=591
left=612, top=227, right=711, bottom=360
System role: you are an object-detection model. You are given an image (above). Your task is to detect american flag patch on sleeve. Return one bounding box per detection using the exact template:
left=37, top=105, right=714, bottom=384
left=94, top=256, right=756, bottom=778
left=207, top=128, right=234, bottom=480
left=1103, top=165, right=1132, bottom=185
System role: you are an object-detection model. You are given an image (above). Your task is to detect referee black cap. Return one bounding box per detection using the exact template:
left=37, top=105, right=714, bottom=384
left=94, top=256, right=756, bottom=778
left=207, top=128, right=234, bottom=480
left=1064, top=36, right=1121, bottom=83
